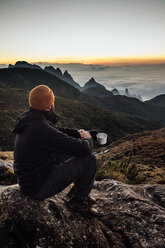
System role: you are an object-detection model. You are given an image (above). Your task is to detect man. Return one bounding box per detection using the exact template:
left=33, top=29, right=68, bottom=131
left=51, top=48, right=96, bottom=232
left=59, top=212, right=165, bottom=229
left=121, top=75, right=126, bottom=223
left=12, top=85, right=98, bottom=217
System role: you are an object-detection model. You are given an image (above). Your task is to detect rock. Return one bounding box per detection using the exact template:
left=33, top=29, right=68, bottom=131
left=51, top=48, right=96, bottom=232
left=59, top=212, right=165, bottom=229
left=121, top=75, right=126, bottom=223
left=124, top=88, right=143, bottom=101
left=112, top=88, right=120, bottom=95
left=0, top=161, right=17, bottom=185
left=0, top=179, right=165, bottom=248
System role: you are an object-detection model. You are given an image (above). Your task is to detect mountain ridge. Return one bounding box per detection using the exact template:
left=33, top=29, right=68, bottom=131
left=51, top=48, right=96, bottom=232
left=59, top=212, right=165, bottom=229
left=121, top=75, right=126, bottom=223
left=1, top=61, right=165, bottom=126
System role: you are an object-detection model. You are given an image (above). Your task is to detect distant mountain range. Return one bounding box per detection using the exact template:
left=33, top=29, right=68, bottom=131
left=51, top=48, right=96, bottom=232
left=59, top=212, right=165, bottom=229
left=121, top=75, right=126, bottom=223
left=8, top=61, right=142, bottom=100
left=1, top=61, right=165, bottom=127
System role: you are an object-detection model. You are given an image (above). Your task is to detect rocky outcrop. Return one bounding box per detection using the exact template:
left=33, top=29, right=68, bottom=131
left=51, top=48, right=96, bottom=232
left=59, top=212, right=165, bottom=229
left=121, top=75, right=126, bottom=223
left=112, top=88, right=120, bottom=95
left=0, top=180, right=165, bottom=248
left=0, top=161, right=17, bottom=185
left=125, top=88, right=143, bottom=101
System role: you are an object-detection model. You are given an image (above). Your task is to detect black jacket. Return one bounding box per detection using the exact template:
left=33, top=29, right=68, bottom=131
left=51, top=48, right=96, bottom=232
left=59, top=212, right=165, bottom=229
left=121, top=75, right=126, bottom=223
left=12, top=107, right=97, bottom=196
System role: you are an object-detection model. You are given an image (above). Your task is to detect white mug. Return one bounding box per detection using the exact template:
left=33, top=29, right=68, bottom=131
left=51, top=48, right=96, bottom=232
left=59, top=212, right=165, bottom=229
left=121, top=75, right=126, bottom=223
left=96, top=132, right=108, bottom=145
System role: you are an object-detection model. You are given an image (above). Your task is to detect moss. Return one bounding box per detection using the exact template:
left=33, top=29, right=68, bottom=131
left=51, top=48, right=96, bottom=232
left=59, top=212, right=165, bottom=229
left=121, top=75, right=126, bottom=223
left=0, top=168, right=17, bottom=185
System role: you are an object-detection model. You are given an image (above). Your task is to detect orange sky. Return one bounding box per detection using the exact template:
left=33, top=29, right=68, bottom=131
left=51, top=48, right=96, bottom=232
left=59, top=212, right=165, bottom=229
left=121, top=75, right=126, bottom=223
left=1, top=56, right=165, bottom=66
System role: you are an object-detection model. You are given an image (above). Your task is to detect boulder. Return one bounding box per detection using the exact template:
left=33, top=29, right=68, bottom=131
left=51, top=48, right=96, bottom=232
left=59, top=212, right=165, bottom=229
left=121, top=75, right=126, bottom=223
left=0, top=161, right=17, bottom=185
left=0, top=179, right=165, bottom=248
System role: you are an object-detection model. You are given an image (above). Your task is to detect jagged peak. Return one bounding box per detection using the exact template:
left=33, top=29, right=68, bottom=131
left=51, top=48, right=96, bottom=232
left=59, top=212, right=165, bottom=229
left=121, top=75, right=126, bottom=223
left=88, top=77, right=96, bottom=82
left=112, top=88, right=120, bottom=95
left=44, top=65, right=55, bottom=70
left=64, top=70, right=69, bottom=75
left=56, top=67, right=62, bottom=73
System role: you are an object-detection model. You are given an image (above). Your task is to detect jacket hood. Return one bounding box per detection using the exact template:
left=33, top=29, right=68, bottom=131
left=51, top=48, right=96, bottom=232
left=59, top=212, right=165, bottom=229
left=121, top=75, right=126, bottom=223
left=12, top=107, right=60, bottom=134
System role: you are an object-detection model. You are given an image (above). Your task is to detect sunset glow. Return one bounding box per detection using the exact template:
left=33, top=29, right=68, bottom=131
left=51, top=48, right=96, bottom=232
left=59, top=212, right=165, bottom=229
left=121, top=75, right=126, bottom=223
left=1, top=56, right=165, bottom=66
left=0, top=0, right=165, bottom=66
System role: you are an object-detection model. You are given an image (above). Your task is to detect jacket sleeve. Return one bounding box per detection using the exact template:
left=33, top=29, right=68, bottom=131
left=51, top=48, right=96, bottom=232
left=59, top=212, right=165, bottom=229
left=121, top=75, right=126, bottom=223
left=36, top=120, right=94, bottom=156
left=56, top=126, right=81, bottom=139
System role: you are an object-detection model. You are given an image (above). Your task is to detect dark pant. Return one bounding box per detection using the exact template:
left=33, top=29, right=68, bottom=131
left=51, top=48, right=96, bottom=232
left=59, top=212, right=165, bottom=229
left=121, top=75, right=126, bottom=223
left=32, top=152, right=97, bottom=201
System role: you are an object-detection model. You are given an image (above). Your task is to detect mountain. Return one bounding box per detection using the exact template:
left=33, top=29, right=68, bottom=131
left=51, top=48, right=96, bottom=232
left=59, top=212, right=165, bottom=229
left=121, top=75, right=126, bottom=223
left=44, top=66, right=81, bottom=90
left=0, top=82, right=159, bottom=151
left=99, top=94, right=165, bottom=125
left=83, top=86, right=113, bottom=98
left=0, top=67, right=104, bottom=109
left=145, top=94, right=165, bottom=107
left=63, top=70, right=81, bottom=90
left=112, top=88, right=120, bottom=95
left=9, top=61, right=42, bottom=70
left=8, top=61, right=143, bottom=102
left=96, top=128, right=165, bottom=184
left=8, top=61, right=82, bottom=91
left=82, top=77, right=106, bottom=91
left=1, top=62, right=165, bottom=127
left=125, top=88, right=143, bottom=101
left=44, top=66, right=63, bottom=78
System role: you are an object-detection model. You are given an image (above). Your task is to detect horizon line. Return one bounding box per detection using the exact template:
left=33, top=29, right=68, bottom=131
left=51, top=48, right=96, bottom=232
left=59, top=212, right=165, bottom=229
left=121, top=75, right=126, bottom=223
left=1, top=56, right=165, bottom=66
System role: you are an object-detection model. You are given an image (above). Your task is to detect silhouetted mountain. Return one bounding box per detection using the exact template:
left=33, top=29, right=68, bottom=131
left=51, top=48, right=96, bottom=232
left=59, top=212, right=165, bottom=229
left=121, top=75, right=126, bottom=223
left=1, top=62, right=165, bottom=127
left=9, top=61, right=42, bottom=70
left=83, top=86, right=113, bottom=98
left=44, top=66, right=81, bottom=90
left=145, top=94, right=165, bottom=107
left=100, top=95, right=165, bottom=125
left=112, top=88, right=120, bottom=95
left=44, top=66, right=63, bottom=78
left=63, top=70, right=81, bottom=90
left=82, top=77, right=106, bottom=91
left=0, top=67, right=106, bottom=110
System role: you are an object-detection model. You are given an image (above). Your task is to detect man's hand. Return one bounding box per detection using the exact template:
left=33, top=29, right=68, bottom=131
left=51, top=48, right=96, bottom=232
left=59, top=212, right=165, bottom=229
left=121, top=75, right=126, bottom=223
left=78, top=129, right=92, bottom=139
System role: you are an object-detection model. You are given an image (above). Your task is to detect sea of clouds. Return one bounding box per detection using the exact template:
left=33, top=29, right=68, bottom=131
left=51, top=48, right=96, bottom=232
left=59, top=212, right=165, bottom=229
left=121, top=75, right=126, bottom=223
left=1, top=63, right=165, bottom=101
left=39, top=63, right=165, bottom=101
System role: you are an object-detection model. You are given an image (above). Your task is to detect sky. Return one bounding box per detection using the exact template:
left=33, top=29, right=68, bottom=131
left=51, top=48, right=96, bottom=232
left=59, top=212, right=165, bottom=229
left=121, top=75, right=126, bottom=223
left=0, top=0, right=165, bottom=64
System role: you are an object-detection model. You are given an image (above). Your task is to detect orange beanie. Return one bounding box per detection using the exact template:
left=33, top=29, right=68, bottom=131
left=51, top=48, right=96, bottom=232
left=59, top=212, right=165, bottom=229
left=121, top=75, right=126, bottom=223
left=29, top=85, right=55, bottom=110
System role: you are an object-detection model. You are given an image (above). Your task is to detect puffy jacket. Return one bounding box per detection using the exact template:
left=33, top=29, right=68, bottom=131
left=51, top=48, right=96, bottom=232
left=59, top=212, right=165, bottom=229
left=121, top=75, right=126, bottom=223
left=12, top=107, right=96, bottom=196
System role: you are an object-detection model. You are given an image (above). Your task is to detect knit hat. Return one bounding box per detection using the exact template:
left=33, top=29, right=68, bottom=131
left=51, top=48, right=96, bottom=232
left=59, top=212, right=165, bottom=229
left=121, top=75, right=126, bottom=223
left=29, top=85, right=55, bottom=110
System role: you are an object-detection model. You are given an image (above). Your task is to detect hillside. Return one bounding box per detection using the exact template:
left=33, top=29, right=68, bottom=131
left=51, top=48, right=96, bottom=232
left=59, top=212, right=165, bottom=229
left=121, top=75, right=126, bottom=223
left=1, top=128, right=165, bottom=186
left=145, top=94, right=165, bottom=107
left=99, top=95, right=165, bottom=125
left=0, top=82, right=158, bottom=151
left=96, top=128, right=165, bottom=184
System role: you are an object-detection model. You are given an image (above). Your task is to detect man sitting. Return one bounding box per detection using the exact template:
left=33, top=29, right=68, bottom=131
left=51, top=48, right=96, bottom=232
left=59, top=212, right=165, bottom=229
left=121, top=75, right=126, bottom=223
left=12, top=85, right=98, bottom=217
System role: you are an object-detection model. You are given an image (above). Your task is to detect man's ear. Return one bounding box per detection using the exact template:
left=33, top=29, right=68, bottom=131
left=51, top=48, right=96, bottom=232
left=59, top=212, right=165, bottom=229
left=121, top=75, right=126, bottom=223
left=50, top=103, right=55, bottom=112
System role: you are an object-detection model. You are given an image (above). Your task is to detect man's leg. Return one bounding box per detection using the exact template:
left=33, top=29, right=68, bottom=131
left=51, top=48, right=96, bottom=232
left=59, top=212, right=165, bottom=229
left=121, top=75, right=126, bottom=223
left=32, top=152, right=97, bottom=201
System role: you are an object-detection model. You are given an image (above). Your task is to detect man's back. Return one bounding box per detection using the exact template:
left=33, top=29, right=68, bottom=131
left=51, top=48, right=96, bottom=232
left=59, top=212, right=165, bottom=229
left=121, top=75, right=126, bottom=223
left=13, top=107, right=93, bottom=196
